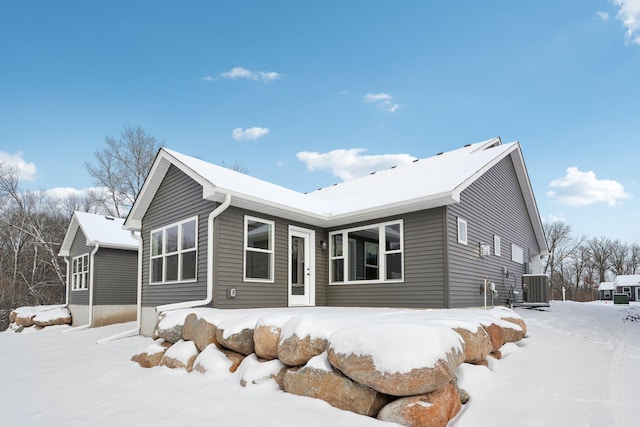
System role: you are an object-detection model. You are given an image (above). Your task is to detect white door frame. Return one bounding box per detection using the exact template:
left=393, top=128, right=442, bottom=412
left=288, top=226, right=316, bottom=307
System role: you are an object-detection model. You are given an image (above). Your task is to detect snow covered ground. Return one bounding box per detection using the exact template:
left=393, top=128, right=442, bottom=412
left=1, top=301, right=638, bottom=427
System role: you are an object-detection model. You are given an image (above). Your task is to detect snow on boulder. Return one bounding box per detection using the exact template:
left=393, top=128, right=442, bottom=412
left=236, top=354, right=286, bottom=388
left=131, top=339, right=169, bottom=368
left=377, top=382, right=461, bottom=427
left=327, top=323, right=465, bottom=396
left=155, top=310, right=192, bottom=343
left=33, top=306, right=71, bottom=327
left=216, top=327, right=254, bottom=355
left=192, top=344, right=234, bottom=376
left=278, top=315, right=329, bottom=366
left=283, top=352, right=391, bottom=417
left=254, top=312, right=297, bottom=360
left=452, top=326, right=493, bottom=365
left=160, top=340, right=199, bottom=371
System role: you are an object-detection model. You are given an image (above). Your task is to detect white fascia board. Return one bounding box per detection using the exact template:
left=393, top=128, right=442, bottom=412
left=84, top=240, right=138, bottom=251
left=58, top=215, right=80, bottom=257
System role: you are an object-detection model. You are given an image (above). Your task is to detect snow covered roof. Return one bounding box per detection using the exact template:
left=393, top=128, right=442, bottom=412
left=598, top=282, right=616, bottom=291
left=58, top=211, right=138, bottom=257
left=124, top=137, right=546, bottom=254
left=614, top=275, right=640, bottom=287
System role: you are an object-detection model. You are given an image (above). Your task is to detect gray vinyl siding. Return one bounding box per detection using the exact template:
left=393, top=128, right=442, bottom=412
left=214, top=206, right=327, bottom=309
left=93, top=248, right=138, bottom=305
left=326, top=209, right=447, bottom=308
left=141, top=165, right=215, bottom=307
left=447, top=155, right=539, bottom=307
left=68, top=228, right=92, bottom=305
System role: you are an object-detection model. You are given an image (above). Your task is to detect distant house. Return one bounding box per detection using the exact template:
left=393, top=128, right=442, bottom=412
left=613, top=275, right=640, bottom=302
left=59, top=212, right=139, bottom=327
left=598, top=282, right=615, bottom=301
left=123, top=137, right=548, bottom=336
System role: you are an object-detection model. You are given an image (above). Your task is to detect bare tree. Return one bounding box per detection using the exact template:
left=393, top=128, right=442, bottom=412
left=85, top=125, right=163, bottom=217
left=589, top=236, right=613, bottom=283
left=609, top=240, right=629, bottom=277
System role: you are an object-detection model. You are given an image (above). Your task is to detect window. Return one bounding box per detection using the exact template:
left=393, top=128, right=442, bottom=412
left=245, top=216, right=274, bottom=282
left=150, top=217, right=198, bottom=284
left=71, top=254, right=89, bottom=290
left=511, top=244, right=524, bottom=264
left=623, top=287, right=631, bottom=298
left=457, top=218, right=468, bottom=245
left=494, top=235, right=501, bottom=256
left=330, top=220, right=403, bottom=284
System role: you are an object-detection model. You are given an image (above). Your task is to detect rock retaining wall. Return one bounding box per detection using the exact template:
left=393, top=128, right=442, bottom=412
left=131, top=307, right=527, bottom=427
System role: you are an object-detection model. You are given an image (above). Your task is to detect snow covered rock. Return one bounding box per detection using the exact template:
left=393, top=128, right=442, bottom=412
left=453, top=326, right=493, bottom=364
left=278, top=315, right=329, bottom=366
left=192, top=344, right=234, bottom=375
left=154, top=312, right=185, bottom=344
left=185, top=315, right=218, bottom=352
left=216, top=327, right=255, bottom=355
left=33, top=307, right=72, bottom=327
left=131, top=340, right=168, bottom=368
left=501, top=317, right=527, bottom=342
left=377, top=383, right=461, bottom=427
left=482, top=323, right=505, bottom=355
left=327, top=323, right=465, bottom=396
left=160, top=340, right=199, bottom=371
left=221, top=348, right=246, bottom=373
left=237, top=354, right=287, bottom=387
left=283, top=353, right=391, bottom=416
left=253, top=324, right=281, bottom=360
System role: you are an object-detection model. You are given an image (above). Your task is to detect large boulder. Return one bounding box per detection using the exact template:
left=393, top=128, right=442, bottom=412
left=193, top=344, right=234, bottom=375
left=131, top=340, right=168, bottom=368
left=278, top=333, right=328, bottom=366
left=501, top=317, right=527, bottom=342
left=216, top=327, right=255, bottom=355
left=253, top=324, right=281, bottom=360
left=453, top=326, right=493, bottom=364
left=377, top=383, right=462, bottom=427
left=155, top=313, right=184, bottom=344
left=33, top=307, right=72, bottom=327
left=327, top=323, right=465, bottom=396
left=160, top=340, right=199, bottom=371
left=236, top=354, right=287, bottom=387
left=182, top=313, right=199, bottom=341
left=189, top=317, right=219, bottom=352
left=283, top=353, right=391, bottom=416
left=481, top=323, right=505, bottom=355
left=278, top=314, right=329, bottom=366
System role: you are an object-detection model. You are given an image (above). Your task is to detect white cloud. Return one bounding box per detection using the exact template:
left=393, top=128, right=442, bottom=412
left=545, top=213, right=567, bottom=223
left=614, top=0, right=640, bottom=45
left=296, top=148, right=415, bottom=181
left=363, top=93, right=400, bottom=113
left=218, top=67, right=284, bottom=82
left=0, top=151, right=37, bottom=181
left=547, top=167, right=631, bottom=207
left=202, top=76, right=214, bottom=81
left=232, top=127, right=270, bottom=141
left=597, top=11, right=610, bottom=21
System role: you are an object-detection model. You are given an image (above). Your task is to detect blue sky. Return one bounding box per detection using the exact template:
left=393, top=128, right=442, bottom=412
left=1, top=1, right=639, bottom=243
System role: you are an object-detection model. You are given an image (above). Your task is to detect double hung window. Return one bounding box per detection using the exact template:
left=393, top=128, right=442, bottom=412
left=244, top=216, right=274, bottom=282
left=150, top=217, right=197, bottom=284
left=330, top=220, right=403, bottom=284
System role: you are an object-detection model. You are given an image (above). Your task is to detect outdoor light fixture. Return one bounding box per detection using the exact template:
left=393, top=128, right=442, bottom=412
left=320, top=240, right=327, bottom=250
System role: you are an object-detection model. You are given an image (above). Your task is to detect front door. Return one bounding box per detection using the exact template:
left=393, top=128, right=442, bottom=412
left=288, top=226, right=315, bottom=306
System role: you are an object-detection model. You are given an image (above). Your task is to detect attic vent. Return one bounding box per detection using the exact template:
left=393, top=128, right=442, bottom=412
left=370, top=171, right=376, bottom=175
left=464, top=144, right=471, bottom=147
left=333, top=183, right=338, bottom=186
left=105, top=215, right=115, bottom=221
left=413, top=159, right=419, bottom=163
left=391, top=165, right=397, bottom=169
left=437, top=152, right=443, bottom=156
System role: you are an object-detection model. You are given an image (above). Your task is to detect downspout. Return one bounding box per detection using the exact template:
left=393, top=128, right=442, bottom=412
left=63, top=243, right=99, bottom=333
left=155, top=193, right=232, bottom=312
left=97, top=231, right=142, bottom=344
left=64, top=257, right=70, bottom=306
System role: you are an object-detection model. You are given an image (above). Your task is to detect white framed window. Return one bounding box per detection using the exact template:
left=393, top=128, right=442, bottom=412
left=511, top=244, right=524, bottom=264
left=457, top=218, right=468, bottom=245
left=244, top=216, right=275, bottom=282
left=330, top=220, right=403, bottom=284
left=71, top=254, right=89, bottom=290
left=494, top=235, right=501, bottom=256
left=150, top=216, right=198, bottom=284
